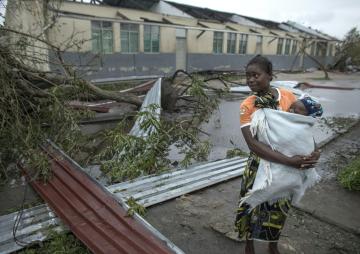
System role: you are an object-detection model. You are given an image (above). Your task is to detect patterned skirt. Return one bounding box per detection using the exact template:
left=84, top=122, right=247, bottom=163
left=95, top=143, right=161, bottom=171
left=235, top=152, right=291, bottom=242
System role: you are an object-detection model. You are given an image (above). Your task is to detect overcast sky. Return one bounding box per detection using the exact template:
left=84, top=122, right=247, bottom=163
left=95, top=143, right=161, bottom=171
left=1, top=0, right=359, bottom=39
left=172, top=0, right=360, bottom=39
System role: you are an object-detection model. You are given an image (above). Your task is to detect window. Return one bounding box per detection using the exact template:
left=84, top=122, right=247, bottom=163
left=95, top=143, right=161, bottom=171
left=291, top=40, right=298, bottom=55
left=239, top=34, right=248, bottom=54
left=121, top=23, right=139, bottom=53
left=91, top=21, right=113, bottom=54
left=328, top=44, right=333, bottom=56
left=316, top=42, right=327, bottom=56
left=310, top=41, right=316, bottom=55
left=144, top=25, right=160, bottom=53
left=213, top=32, right=223, bottom=53
left=255, top=35, right=262, bottom=54
left=284, top=39, right=291, bottom=55
left=277, top=38, right=284, bottom=55
left=227, top=33, right=236, bottom=54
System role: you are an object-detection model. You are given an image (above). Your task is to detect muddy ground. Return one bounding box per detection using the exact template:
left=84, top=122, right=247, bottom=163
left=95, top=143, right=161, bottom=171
left=145, top=121, right=360, bottom=254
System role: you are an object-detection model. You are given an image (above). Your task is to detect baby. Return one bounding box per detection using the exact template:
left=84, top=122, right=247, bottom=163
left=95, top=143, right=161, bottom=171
left=289, top=96, right=323, bottom=117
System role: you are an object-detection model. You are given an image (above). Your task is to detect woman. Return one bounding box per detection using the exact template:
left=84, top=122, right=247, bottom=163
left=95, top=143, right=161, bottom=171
left=235, top=55, right=320, bottom=254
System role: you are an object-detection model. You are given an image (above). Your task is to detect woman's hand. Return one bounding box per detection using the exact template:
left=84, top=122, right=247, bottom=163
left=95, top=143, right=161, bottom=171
left=287, top=152, right=320, bottom=170
left=309, top=148, right=321, bottom=161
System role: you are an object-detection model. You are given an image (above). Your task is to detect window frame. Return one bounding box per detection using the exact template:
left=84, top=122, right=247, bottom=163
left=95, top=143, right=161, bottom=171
left=227, top=32, right=236, bottom=54
left=91, top=20, right=114, bottom=54
left=239, top=34, right=248, bottom=55
left=144, top=24, right=160, bottom=53
left=120, top=23, right=140, bottom=53
left=213, top=31, right=224, bottom=54
left=310, top=41, right=316, bottom=56
left=284, top=39, right=291, bottom=55
left=277, top=38, right=284, bottom=55
left=291, top=40, right=298, bottom=55
left=255, top=35, right=263, bottom=54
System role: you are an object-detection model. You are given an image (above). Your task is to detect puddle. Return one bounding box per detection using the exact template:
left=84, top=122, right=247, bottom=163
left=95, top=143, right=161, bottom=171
left=198, top=84, right=360, bottom=161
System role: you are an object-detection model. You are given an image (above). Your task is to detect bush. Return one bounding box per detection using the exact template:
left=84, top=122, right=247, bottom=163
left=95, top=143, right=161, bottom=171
left=338, top=155, right=360, bottom=191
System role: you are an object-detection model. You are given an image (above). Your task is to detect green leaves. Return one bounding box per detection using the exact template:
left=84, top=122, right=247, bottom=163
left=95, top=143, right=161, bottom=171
left=99, top=74, right=221, bottom=183
left=338, top=155, right=360, bottom=191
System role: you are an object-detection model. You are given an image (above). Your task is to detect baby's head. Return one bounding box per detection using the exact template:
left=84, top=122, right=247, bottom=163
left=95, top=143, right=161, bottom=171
left=290, top=96, right=323, bottom=117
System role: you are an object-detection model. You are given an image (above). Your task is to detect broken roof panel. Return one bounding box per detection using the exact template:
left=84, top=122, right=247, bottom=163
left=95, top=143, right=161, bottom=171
left=285, top=21, right=336, bottom=40
left=23, top=141, right=179, bottom=254
left=102, top=0, right=159, bottom=11
left=230, top=15, right=264, bottom=29
left=165, top=1, right=234, bottom=23
left=238, top=15, right=285, bottom=31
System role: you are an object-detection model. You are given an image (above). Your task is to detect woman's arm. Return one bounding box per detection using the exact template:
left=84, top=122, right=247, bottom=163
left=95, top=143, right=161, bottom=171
left=242, top=126, right=319, bottom=169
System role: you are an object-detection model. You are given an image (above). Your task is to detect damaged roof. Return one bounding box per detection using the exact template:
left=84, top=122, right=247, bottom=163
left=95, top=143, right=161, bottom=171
left=238, top=15, right=286, bottom=31
left=285, top=21, right=339, bottom=41
left=165, top=1, right=235, bottom=23
left=102, top=0, right=159, bottom=11
left=92, top=0, right=336, bottom=40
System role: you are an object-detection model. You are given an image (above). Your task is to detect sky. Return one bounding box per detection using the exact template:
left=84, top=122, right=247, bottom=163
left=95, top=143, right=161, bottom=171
left=172, top=0, right=360, bottom=39
left=0, top=0, right=359, bottom=39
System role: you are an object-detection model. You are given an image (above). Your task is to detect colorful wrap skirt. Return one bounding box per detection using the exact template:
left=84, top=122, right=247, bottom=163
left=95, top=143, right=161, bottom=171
left=235, top=152, right=291, bottom=242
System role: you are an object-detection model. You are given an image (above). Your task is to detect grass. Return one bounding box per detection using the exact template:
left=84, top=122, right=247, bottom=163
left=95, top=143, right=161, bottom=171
left=226, top=148, right=249, bottom=158
left=338, top=155, right=360, bottom=191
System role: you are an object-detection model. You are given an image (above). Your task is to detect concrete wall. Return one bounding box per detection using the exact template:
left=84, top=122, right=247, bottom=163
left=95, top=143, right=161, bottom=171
left=48, top=17, right=92, bottom=51
left=5, top=0, right=50, bottom=71
left=187, top=54, right=302, bottom=72
left=50, top=51, right=175, bottom=80
left=50, top=50, right=334, bottom=80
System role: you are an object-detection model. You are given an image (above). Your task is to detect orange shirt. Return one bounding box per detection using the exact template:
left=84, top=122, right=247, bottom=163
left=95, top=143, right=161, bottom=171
left=240, top=88, right=297, bottom=127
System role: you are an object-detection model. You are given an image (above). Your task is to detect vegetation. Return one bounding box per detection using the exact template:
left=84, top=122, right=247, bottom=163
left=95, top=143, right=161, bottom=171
left=99, top=73, right=222, bottom=183
left=338, top=155, right=360, bottom=191
left=226, top=148, right=249, bottom=159
left=0, top=0, right=227, bottom=185
left=334, top=27, right=360, bottom=71
left=126, top=197, right=147, bottom=217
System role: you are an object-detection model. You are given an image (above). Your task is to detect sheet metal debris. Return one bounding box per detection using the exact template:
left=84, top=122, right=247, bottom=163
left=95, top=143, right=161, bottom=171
left=67, top=100, right=116, bottom=113
left=129, top=77, right=161, bottom=138
left=109, top=157, right=247, bottom=207
left=17, top=141, right=180, bottom=254
left=119, top=79, right=156, bottom=94
left=0, top=156, right=246, bottom=253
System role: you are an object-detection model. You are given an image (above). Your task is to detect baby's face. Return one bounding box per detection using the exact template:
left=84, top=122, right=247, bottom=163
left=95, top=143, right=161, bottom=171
left=290, top=101, right=308, bottom=115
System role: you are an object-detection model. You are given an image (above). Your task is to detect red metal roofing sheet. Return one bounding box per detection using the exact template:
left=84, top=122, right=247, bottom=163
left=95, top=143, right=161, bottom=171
left=24, top=143, right=175, bottom=254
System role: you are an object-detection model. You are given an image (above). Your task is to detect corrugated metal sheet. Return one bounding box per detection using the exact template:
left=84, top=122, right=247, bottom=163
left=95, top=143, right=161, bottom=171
left=0, top=156, right=246, bottom=253
left=19, top=141, right=180, bottom=254
left=109, top=157, right=247, bottom=207
left=129, top=77, right=161, bottom=138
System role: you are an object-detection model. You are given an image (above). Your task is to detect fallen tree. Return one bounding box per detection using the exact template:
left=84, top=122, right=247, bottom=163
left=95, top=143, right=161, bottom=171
left=0, top=24, right=228, bottom=184
left=0, top=25, right=144, bottom=182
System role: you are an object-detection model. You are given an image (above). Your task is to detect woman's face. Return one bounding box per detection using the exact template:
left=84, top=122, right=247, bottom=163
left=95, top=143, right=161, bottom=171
left=245, top=64, right=271, bottom=93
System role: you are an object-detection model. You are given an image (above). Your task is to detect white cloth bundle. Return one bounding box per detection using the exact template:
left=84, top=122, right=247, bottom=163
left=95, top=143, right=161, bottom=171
left=240, top=108, right=321, bottom=209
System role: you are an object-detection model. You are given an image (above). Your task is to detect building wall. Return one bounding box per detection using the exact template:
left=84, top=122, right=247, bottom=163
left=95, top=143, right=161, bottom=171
left=160, top=27, right=176, bottom=52
left=48, top=17, right=92, bottom=51
left=187, top=54, right=302, bottom=72
left=5, top=0, right=50, bottom=71
left=44, top=1, right=338, bottom=78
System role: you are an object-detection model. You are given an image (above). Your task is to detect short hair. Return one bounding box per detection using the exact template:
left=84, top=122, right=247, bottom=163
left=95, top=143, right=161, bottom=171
left=246, top=55, right=273, bottom=77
